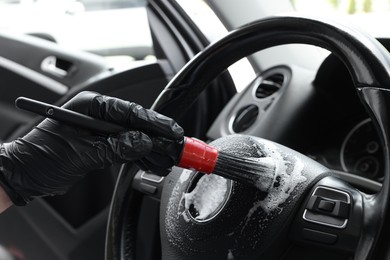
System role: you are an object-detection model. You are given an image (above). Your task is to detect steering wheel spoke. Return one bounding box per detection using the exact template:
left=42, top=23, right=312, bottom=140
left=132, top=171, right=165, bottom=200
left=290, top=176, right=363, bottom=254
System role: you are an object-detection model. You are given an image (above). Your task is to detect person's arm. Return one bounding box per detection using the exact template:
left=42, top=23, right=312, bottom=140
left=0, top=91, right=183, bottom=207
left=0, top=186, right=12, bottom=213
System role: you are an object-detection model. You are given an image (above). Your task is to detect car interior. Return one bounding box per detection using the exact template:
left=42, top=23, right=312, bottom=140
left=0, top=0, right=390, bottom=259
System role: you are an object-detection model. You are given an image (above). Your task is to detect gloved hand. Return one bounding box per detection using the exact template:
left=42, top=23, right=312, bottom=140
left=0, top=91, right=184, bottom=205
left=136, top=136, right=185, bottom=175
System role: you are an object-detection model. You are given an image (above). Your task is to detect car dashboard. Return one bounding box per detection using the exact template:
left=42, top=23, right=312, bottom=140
left=207, top=40, right=390, bottom=187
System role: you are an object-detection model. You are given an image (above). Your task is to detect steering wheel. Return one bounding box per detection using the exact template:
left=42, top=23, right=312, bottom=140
left=105, top=15, right=390, bottom=259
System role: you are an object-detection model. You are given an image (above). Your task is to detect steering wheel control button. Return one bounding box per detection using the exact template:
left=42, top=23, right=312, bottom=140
left=302, top=228, right=338, bottom=245
left=306, top=195, right=350, bottom=218
left=303, top=186, right=351, bottom=229
left=133, top=171, right=165, bottom=198
left=318, top=199, right=335, bottom=212
left=140, top=171, right=164, bottom=183
left=139, top=182, right=157, bottom=195
left=232, top=105, right=259, bottom=133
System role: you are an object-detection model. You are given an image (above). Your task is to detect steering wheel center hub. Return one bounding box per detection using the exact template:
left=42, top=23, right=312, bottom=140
left=159, top=135, right=326, bottom=259
left=184, top=173, right=232, bottom=223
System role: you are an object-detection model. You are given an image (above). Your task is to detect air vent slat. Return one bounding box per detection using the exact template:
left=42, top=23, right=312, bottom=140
left=255, top=73, right=284, bottom=98
left=232, top=105, right=259, bottom=133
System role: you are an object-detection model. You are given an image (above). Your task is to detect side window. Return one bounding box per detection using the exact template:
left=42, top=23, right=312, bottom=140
left=175, top=0, right=256, bottom=92
left=0, top=0, right=154, bottom=69
left=80, top=0, right=146, bottom=10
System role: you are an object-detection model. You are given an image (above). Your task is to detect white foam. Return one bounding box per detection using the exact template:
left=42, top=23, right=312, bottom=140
left=227, top=249, right=235, bottom=260
left=164, top=170, right=198, bottom=251
left=257, top=142, right=307, bottom=213
left=181, top=211, right=191, bottom=223
left=184, top=174, right=228, bottom=220
left=179, top=169, right=192, bottom=184
left=251, top=156, right=277, bottom=191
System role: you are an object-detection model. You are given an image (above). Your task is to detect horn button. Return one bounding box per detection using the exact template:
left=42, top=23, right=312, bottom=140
left=184, top=173, right=232, bottom=223
left=160, top=135, right=325, bottom=259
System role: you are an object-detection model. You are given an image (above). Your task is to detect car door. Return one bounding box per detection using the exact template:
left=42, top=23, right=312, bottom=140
left=0, top=0, right=236, bottom=259
left=0, top=1, right=184, bottom=260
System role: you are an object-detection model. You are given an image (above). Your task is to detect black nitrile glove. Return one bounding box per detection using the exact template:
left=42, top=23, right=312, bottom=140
left=0, top=91, right=184, bottom=205
left=136, top=137, right=185, bottom=176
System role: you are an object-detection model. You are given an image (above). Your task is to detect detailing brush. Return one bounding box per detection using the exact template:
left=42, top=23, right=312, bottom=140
left=171, top=137, right=275, bottom=191
left=15, top=97, right=276, bottom=191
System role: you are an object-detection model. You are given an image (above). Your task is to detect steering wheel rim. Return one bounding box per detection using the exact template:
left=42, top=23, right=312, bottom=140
left=106, top=15, right=390, bottom=260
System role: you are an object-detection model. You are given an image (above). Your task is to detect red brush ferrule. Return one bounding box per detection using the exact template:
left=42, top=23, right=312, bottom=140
left=178, top=137, right=218, bottom=174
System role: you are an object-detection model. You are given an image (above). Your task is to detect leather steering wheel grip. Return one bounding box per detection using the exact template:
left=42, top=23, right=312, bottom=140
left=151, top=15, right=390, bottom=119
left=106, top=15, right=390, bottom=260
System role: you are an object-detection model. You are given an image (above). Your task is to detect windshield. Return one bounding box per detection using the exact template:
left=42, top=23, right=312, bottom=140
left=291, top=0, right=390, bottom=37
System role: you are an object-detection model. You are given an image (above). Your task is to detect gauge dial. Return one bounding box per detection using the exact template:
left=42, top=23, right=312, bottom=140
left=340, top=119, right=384, bottom=180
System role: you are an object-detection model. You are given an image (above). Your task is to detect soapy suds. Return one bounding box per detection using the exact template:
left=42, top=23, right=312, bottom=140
left=175, top=170, right=196, bottom=220
left=255, top=142, right=306, bottom=213
left=181, top=211, right=191, bottom=223
left=177, top=192, right=186, bottom=218
left=215, top=152, right=276, bottom=192
left=179, top=169, right=192, bottom=184
left=252, top=156, right=277, bottom=191
left=208, top=136, right=307, bottom=214
left=227, top=249, right=235, bottom=260
left=184, top=174, right=228, bottom=220
left=165, top=169, right=195, bottom=239
left=164, top=135, right=320, bottom=257
left=237, top=140, right=308, bottom=236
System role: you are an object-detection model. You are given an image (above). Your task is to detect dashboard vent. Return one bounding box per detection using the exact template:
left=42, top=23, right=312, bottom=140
left=255, top=73, right=284, bottom=98
left=232, top=105, right=259, bottom=133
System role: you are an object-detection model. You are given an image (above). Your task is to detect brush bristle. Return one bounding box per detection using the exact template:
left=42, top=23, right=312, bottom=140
left=213, top=151, right=276, bottom=191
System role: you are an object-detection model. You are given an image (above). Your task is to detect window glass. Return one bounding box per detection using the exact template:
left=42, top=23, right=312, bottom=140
left=0, top=0, right=154, bottom=69
left=176, top=0, right=256, bottom=92
left=81, top=0, right=146, bottom=11
left=291, top=0, right=390, bottom=37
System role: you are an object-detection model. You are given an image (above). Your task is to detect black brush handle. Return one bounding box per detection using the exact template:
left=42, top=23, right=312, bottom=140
left=15, top=97, right=184, bottom=163
left=15, top=98, right=273, bottom=187
left=15, top=97, right=126, bottom=134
